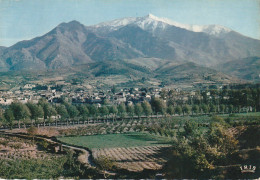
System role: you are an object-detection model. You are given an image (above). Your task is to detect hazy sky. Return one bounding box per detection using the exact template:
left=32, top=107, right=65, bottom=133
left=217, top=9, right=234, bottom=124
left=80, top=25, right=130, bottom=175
left=0, top=0, right=259, bottom=47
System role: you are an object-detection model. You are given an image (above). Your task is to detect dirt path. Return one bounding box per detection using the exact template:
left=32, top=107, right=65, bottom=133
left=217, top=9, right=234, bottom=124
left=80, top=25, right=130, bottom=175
left=60, top=143, right=95, bottom=167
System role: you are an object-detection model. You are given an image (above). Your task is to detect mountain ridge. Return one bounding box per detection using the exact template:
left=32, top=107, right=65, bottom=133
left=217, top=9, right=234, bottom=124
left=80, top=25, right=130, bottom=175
left=216, top=56, right=260, bottom=81
left=0, top=14, right=259, bottom=82
left=91, top=14, right=232, bottom=37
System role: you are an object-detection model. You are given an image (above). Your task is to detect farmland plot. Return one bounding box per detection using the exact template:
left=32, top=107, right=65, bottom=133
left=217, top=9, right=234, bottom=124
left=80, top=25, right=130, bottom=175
left=57, top=132, right=171, bottom=149
left=93, top=145, right=171, bottom=172
left=58, top=132, right=172, bottom=172
left=0, top=136, right=62, bottom=160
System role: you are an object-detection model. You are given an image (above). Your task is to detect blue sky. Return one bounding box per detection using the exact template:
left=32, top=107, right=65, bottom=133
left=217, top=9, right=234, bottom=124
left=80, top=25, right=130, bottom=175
left=0, top=0, right=259, bottom=47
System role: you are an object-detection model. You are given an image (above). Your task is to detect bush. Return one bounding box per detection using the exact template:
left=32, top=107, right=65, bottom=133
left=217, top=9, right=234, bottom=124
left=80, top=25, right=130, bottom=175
left=27, top=126, right=38, bottom=136
left=95, top=155, right=115, bottom=171
left=40, top=140, right=49, bottom=149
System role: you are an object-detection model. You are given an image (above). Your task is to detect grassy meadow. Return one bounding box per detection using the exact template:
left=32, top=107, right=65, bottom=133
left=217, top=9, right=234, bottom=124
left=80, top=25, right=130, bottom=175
left=57, top=132, right=171, bottom=149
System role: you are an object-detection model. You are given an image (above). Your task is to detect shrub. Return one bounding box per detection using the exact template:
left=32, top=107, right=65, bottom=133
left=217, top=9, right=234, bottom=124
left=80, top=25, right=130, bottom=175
left=95, top=155, right=115, bottom=171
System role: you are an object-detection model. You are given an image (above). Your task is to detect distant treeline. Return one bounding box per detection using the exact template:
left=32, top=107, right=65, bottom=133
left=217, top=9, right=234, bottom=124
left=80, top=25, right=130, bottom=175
left=0, top=87, right=259, bottom=128
left=161, top=87, right=260, bottom=111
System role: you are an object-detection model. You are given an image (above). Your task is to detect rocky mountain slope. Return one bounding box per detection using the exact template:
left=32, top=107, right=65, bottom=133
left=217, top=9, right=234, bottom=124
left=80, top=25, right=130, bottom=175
left=216, top=56, right=260, bottom=81
left=0, top=14, right=259, bottom=82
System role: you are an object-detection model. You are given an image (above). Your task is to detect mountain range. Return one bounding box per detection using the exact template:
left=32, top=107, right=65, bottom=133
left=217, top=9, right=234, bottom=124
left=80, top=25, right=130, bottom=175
left=0, top=14, right=259, bottom=83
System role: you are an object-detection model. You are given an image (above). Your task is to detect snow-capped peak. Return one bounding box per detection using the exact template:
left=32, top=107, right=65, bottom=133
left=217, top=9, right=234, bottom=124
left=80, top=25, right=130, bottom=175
left=94, top=17, right=137, bottom=28
left=143, top=13, right=184, bottom=27
left=145, top=13, right=163, bottom=20
left=142, top=14, right=231, bottom=35
left=92, top=14, right=231, bottom=36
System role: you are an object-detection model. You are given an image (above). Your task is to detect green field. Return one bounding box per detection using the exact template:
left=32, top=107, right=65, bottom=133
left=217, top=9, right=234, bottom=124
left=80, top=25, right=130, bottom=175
left=57, top=132, right=171, bottom=149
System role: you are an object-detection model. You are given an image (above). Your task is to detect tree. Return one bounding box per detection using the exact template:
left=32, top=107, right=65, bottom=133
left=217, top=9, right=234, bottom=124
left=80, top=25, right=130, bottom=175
left=26, top=102, right=44, bottom=125
left=209, top=104, right=216, bottom=114
left=27, top=126, right=38, bottom=142
left=45, top=105, right=56, bottom=124
left=77, top=104, right=89, bottom=118
left=202, top=91, right=209, bottom=104
left=200, top=104, right=208, bottom=115
left=10, top=102, right=31, bottom=128
left=151, top=97, right=166, bottom=116
left=175, top=106, right=182, bottom=116
left=56, top=105, right=69, bottom=121
left=167, top=105, right=175, bottom=116
left=0, top=111, right=6, bottom=127
left=36, top=105, right=44, bottom=123
left=99, top=106, right=109, bottom=119
left=228, top=104, right=234, bottom=114
left=252, top=88, right=260, bottom=111
left=126, top=104, right=135, bottom=119
left=184, top=120, right=198, bottom=136
left=4, top=108, right=14, bottom=128
left=77, top=104, right=89, bottom=124
left=89, top=105, right=98, bottom=121
left=142, top=101, right=152, bottom=117
left=37, top=98, right=48, bottom=106
left=109, top=105, right=118, bottom=122
left=208, top=120, right=238, bottom=156
left=118, top=103, right=126, bottom=119
left=182, top=105, right=191, bottom=116
left=135, top=103, right=143, bottom=119
left=50, top=107, right=57, bottom=122
left=164, top=114, right=239, bottom=179
left=219, top=104, right=226, bottom=114
left=164, top=137, right=211, bottom=179
left=39, top=100, right=56, bottom=125
left=192, top=105, right=199, bottom=115
left=66, top=105, right=79, bottom=120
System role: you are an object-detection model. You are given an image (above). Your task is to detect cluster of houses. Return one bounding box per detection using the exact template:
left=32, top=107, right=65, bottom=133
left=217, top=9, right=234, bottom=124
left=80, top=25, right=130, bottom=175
left=0, top=83, right=232, bottom=108
left=0, top=84, right=165, bottom=106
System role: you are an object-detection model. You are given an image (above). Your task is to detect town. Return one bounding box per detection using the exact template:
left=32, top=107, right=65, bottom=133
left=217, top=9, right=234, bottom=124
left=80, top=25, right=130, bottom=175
left=1, top=83, right=258, bottom=111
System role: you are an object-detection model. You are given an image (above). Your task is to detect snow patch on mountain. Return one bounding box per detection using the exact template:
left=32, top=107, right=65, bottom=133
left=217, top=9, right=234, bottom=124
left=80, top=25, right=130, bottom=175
left=92, top=14, right=231, bottom=36
left=94, top=17, right=137, bottom=29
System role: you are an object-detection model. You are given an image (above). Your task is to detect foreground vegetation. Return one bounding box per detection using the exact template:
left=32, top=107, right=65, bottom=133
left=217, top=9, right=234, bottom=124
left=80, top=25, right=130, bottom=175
left=164, top=118, right=259, bottom=179
left=55, top=114, right=260, bottom=178
left=0, top=158, right=69, bottom=179
left=0, top=113, right=259, bottom=178
left=0, top=134, right=87, bottom=179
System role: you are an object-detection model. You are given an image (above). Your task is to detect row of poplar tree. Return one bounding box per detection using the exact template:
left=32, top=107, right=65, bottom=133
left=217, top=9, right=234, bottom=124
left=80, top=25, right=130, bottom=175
left=0, top=97, right=252, bottom=128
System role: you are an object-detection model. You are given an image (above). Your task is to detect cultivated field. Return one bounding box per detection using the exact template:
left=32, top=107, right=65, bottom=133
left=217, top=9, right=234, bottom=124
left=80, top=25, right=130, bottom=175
left=0, top=135, right=61, bottom=160
left=58, top=132, right=172, bottom=171
left=92, top=145, right=170, bottom=172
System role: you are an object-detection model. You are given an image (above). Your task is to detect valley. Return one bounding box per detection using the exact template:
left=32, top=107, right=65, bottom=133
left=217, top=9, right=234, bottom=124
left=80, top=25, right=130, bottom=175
left=0, top=12, right=259, bottom=179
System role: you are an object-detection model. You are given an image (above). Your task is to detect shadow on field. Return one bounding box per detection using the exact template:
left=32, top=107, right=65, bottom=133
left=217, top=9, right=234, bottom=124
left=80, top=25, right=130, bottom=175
left=125, top=133, right=157, bottom=141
